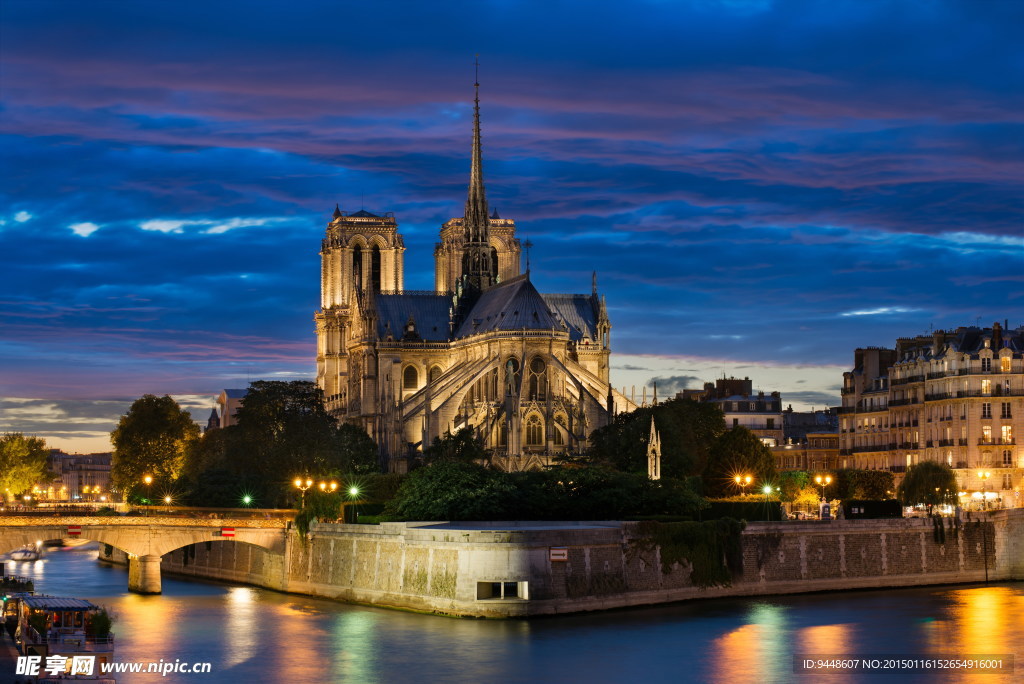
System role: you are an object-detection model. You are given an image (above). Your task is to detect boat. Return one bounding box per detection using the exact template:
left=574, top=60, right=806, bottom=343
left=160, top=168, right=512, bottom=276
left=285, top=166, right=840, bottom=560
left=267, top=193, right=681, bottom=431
left=9, top=544, right=44, bottom=561
left=8, top=593, right=116, bottom=681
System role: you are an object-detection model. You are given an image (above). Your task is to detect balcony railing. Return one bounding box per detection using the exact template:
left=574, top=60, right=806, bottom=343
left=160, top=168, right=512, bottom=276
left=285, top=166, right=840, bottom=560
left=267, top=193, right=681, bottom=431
left=898, top=442, right=920, bottom=450
left=978, top=438, right=1016, bottom=445
left=938, top=439, right=955, bottom=447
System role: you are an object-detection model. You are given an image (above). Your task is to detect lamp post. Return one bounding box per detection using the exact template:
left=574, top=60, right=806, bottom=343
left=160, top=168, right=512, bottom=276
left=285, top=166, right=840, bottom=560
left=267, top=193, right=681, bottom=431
left=977, top=470, right=991, bottom=583
left=815, top=474, right=832, bottom=502
left=977, top=470, right=991, bottom=511
left=294, top=478, right=314, bottom=509
left=142, top=475, right=153, bottom=516
left=734, top=475, right=752, bottom=497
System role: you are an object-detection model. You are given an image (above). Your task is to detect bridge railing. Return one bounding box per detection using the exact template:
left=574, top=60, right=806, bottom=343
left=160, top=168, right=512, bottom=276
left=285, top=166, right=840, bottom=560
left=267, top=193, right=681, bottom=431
left=0, top=515, right=290, bottom=529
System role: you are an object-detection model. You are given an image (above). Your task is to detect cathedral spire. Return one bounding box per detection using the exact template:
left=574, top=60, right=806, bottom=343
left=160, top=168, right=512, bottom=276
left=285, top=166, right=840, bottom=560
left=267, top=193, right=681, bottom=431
left=462, top=55, right=494, bottom=291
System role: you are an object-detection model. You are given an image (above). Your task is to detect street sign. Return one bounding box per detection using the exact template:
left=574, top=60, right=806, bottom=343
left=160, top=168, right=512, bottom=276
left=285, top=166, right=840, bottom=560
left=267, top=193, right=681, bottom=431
left=220, top=527, right=235, bottom=538
left=67, top=525, right=82, bottom=536
left=549, top=547, right=568, bottom=562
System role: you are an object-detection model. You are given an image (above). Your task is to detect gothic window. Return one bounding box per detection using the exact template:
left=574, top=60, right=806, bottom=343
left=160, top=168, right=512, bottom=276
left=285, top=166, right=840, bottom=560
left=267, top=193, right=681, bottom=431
left=403, top=365, right=418, bottom=390
left=553, top=417, right=565, bottom=446
left=429, top=366, right=442, bottom=384
left=498, top=422, right=508, bottom=447
left=528, top=356, right=547, bottom=400
left=353, top=249, right=363, bottom=291
left=525, top=415, right=543, bottom=446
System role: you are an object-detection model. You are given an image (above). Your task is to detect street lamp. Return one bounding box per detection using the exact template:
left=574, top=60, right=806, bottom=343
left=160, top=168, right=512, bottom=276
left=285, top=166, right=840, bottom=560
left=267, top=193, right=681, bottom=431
left=734, top=475, right=752, bottom=497
left=815, top=475, right=833, bottom=502
left=294, top=478, right=314, bottom=509
left=977, top=470, right=991, bottom=511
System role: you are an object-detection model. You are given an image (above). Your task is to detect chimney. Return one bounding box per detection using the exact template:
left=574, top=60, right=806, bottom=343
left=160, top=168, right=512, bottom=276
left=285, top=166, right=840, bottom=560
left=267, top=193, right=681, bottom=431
left=993, top=322, right=1002, bottom=349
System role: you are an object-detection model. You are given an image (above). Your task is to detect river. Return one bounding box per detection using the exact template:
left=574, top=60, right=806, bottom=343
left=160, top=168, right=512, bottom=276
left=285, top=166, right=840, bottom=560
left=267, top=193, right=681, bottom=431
left=4, top=544, right=1021, bottom=683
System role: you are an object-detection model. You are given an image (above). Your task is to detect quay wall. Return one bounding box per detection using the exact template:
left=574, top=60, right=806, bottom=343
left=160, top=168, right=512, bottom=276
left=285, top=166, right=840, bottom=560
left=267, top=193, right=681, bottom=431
left=99, top=509, right=1023, bottom=617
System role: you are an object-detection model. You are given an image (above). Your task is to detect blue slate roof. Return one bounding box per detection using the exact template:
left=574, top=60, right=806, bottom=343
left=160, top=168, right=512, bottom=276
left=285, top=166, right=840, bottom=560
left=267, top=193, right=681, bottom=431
left=375, top=292, right=451, bottom=341
left=543, top=294, right=599, bottom=342
left=454, top=274, right=562, bottom=339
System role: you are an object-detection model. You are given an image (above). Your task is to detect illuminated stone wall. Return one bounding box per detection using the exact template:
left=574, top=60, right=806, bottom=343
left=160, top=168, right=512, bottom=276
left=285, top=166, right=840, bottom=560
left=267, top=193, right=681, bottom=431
left=142, top=510, right=1022, bottom=618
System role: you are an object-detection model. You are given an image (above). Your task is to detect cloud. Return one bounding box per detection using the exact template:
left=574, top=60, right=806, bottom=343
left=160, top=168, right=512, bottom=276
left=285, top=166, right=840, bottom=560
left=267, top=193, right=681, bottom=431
left=839, top=307, right=923, bottom=317
left=138, top=217, right=292, bottom=234
left=14, top=211, right=33, bottom=222
left=646, top=375, right=702, bottom=394
left=69, top=222, right=100, bottom=237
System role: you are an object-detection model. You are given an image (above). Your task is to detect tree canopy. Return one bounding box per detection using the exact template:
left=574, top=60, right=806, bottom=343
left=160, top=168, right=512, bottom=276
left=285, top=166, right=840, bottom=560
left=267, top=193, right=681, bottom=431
left=700, top=426, right=777, bottom=498
left=0, top=433, right=52, bottom=500
left=111, top=395, right=198, bottom=496
left=589, top=398, right=725, bottom=477
left=898, top=461, right=958, bottom=511
left=177, top=381, right=381, bottom=507
left=422, top=426, right=489, bottom=464
left=385, top=461, right=705, bottom=521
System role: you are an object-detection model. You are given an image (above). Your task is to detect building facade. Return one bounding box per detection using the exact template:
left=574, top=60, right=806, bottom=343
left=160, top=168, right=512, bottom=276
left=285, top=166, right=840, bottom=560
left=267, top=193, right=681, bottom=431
left=840, top=324, right=1024, bottom=507
left=315, top=83, right=634, bottom=471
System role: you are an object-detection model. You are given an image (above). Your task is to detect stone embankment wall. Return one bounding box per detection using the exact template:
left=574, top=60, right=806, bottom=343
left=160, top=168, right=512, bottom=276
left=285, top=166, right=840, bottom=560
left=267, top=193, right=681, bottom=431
left=99, top=510, right=1023, bottom=617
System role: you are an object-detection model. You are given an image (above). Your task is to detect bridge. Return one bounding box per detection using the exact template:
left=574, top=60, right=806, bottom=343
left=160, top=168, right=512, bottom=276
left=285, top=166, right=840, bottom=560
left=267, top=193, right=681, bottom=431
left=0, top=515, right=289, bottom=594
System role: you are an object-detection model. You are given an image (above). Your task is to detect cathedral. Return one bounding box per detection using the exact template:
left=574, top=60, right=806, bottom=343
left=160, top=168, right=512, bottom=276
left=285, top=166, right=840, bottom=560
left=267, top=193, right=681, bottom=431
left=314, top=80, right=634, bottom=472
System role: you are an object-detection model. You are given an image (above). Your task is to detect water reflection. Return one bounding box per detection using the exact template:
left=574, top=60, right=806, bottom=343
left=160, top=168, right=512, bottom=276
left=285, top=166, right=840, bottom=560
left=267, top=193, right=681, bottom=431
left=23, top=547, right=1024, bottom=684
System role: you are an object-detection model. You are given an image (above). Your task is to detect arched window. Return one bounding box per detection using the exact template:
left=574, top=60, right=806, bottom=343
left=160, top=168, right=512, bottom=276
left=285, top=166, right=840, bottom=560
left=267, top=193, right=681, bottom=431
left=403, top=365, right=418, bottom=390
left=528, top=356, right=547, bottom=400
left=370, top=245, right=382, bottom=290
left=525, top=415, right=543, bottom=446
left=428, top=366, right=442, bottom=384
left=553, top=415, right=566, bottom=446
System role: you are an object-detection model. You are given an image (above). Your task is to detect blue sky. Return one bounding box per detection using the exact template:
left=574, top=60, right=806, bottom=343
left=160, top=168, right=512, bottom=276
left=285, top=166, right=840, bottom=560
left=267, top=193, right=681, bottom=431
left=1, top=0, right=1022, bottom=452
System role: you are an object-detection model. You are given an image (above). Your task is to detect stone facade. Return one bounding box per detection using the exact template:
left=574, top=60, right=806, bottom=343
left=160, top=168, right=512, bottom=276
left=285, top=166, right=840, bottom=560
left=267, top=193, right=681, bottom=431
left=840, top=324, right=1024, bottom=506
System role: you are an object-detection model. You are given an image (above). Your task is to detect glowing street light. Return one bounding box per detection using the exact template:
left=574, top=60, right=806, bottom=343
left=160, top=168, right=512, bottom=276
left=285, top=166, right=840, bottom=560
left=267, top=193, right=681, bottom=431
left=977, top=470, right=991, bottom=511
left=815, top=474, right=833, bottom=502
left=733, top=474, right=752, bottom=497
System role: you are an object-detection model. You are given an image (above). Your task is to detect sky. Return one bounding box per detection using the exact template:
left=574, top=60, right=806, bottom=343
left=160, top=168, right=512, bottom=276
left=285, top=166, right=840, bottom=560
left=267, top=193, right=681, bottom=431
left=1, top=0, right=1022, bottom=453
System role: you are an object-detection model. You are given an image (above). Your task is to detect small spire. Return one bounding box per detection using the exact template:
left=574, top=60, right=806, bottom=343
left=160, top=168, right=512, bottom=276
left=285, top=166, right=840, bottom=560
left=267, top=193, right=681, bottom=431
left=592, top=271, right=598, bottom=296
left=491, top=207, right=500, bottom=219
left=332, top=204, right=342, bottom=219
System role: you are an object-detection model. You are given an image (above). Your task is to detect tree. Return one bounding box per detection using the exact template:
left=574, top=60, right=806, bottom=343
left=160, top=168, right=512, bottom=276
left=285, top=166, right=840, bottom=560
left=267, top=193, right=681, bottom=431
left=0, top=433, right=51, bottom=500
left=589, top=398, right=725, bottom=478
left=111, top=395, right=198, bottom=497
left=702, top=427, right=777, bottom=498
left=231, top=381, right=345, bottom=481
left=422, top=427, right=488, bottom=464
left=834, top=469, right=895, bottom=501
left=336, top=423, right=381, bottom=474
left=898, top=461, right=958, bottom=512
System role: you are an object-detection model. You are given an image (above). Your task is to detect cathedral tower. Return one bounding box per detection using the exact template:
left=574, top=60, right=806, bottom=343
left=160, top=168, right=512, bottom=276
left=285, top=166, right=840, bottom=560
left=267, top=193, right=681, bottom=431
left=315, top=207, right=405, bottom=411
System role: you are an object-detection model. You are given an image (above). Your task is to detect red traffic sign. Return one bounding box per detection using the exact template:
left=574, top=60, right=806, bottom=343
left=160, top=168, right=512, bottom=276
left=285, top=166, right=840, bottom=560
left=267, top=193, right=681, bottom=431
left=220, top=527, right=235, bottom=538
left=67, top=525, right=82, bottom=536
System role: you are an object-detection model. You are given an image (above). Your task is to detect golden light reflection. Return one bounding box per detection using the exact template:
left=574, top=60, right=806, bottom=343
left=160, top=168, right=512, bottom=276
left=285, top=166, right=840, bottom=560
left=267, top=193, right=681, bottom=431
left=710, top=603, right=788, bottom=684
left=224, top=587, right=258, bottom=668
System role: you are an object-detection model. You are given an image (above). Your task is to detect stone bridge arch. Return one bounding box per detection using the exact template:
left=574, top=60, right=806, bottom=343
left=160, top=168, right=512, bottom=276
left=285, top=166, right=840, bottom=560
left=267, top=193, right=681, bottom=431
left=1, top=516, right=288, bottom=595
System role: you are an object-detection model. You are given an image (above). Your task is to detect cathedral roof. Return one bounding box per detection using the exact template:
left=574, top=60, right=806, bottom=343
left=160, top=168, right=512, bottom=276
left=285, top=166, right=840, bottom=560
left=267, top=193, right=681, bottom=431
left=454, top=274, right=561, bottom=338
left=375, top=292, right=451, bottom=341
left=543, top=294, right=599, bottom=342
left=348, top=209, right=380, bottom=218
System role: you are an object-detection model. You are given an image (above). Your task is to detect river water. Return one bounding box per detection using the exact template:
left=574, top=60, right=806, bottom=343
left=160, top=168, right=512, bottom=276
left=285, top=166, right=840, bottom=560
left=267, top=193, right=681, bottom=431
left=4, top=545, right=1021, bottom=684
